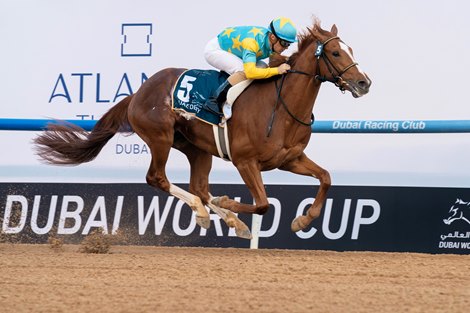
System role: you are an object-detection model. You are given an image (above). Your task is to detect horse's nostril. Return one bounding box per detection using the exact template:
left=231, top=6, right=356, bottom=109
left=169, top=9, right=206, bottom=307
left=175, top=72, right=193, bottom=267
left=358, top=80, right=369, bottom=90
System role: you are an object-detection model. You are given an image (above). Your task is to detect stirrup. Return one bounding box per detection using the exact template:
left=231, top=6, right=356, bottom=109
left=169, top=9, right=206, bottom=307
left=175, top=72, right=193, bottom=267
left=222, top=103, right=232, bottom=120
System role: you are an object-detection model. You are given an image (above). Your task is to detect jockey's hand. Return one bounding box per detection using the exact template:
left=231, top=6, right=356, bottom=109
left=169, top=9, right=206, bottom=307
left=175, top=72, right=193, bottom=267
left=277, top=63, right=291, bottom=74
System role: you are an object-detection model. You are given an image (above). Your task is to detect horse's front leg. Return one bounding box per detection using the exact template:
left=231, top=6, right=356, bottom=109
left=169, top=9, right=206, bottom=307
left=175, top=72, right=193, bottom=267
left=279, top=152, right=331, bottom=232
left=207, top=194, right=252, bottom=239
left=212, top=160, right=270, bottom=215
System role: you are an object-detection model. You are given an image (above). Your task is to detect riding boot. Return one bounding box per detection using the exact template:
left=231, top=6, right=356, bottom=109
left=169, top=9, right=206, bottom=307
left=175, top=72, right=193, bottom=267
left=204, top=80, right=231, bottom=116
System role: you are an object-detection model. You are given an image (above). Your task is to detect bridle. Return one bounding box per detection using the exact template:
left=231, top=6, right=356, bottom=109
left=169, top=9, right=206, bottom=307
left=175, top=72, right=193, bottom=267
left=267, top=36, right=358, bottom=136
left=290, top=36, right=359, bottom=91
left=314, top=36, right=358, bottom=90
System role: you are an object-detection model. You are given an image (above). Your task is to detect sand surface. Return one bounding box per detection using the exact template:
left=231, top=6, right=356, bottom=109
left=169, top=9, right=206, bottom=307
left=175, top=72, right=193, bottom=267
left=1, top=244, right=469, bottom=313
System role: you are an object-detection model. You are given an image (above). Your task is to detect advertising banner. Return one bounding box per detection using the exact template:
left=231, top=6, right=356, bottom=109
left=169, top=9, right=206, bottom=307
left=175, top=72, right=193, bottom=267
left=2, top=183, right=469, bottom=254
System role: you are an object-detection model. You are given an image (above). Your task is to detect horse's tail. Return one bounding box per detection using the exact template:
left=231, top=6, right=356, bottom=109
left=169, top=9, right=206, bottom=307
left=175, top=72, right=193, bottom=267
left=34, top=95, right=133, bottom=165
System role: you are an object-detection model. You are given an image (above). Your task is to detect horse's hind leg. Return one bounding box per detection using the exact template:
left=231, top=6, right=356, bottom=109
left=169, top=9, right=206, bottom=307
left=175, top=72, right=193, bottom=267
left=127, top=67, right=209, bottom=228
left=177, top=140, right=251, bottom=238
left=144, top=134, right=210, bottom=229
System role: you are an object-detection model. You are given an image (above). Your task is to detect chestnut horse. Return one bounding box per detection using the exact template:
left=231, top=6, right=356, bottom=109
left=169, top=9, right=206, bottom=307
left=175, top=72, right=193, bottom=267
left=34, top=19, right=371, bottom=239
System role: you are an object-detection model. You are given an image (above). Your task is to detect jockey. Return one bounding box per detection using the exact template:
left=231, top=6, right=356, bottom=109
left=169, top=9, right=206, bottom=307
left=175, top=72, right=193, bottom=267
left=203, top=17, right=297, bottom=115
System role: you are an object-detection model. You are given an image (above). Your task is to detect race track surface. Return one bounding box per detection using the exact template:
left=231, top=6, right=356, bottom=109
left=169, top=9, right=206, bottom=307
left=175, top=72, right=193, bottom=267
left=1, top=244, right=469, bottom=313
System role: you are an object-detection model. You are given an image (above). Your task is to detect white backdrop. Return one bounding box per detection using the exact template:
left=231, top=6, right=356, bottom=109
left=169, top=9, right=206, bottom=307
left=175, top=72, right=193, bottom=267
left=1, top=0, right=469, bottom=186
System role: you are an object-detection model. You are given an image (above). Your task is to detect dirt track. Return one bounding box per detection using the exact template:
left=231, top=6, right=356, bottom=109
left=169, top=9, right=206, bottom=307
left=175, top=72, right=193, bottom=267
left=0, top=244, right=469, bottom=313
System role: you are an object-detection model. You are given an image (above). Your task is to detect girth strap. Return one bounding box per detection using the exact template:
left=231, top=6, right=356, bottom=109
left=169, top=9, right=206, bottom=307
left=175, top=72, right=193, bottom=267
left=212, top=124, right=232, bottom=161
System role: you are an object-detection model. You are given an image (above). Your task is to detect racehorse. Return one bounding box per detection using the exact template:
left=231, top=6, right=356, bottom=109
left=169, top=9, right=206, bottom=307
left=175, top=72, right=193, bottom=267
left=34, top=18, right=371, bottom=239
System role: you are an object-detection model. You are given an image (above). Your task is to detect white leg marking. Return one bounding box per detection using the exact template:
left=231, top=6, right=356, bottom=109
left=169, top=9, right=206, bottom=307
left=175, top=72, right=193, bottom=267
left=207, top=194, right=229, bottom=219
left=169, top=184, right=210, bottom=229
left=208, top=194, right=252, bottom=239
left=169, top=184, right=208, bottom=217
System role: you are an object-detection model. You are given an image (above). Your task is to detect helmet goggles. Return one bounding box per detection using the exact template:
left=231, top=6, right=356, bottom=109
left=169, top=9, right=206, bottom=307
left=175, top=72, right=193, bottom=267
left=269, top=21, right=291, bottom=48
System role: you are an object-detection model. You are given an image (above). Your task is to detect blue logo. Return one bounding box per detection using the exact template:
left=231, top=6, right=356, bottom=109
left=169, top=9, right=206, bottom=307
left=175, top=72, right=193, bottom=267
left=121, top=23, right=152, bottom=57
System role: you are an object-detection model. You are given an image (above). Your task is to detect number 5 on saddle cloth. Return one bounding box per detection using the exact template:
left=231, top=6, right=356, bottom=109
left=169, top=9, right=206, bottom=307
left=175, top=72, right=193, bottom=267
left=173, top=69, right=253, bottom=126
left=172, top=69, right=229, bottom=126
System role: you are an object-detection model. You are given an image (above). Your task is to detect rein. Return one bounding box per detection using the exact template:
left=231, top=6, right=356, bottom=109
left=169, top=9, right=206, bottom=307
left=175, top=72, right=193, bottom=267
left=267, top=75, right=314, bottom=137
left=266, top=36, right=358, bottom=137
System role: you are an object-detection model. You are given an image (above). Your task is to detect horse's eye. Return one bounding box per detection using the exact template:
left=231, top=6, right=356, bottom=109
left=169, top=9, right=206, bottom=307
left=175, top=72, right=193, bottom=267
left=332, top=51, right=340, bottom=57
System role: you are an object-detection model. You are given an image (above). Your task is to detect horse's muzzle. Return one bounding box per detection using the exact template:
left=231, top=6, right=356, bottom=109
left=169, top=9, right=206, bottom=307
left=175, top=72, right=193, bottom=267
left=346, top=75, right=372, bottom=98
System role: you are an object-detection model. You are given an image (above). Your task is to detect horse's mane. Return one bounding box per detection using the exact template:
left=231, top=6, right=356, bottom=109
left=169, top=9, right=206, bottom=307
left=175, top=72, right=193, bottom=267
left=288, top=17, right=328, bottom=67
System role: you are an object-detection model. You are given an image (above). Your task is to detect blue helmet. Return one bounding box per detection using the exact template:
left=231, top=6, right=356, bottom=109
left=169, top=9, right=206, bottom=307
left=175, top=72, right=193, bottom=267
left=268, top=17, right=297, bottom=43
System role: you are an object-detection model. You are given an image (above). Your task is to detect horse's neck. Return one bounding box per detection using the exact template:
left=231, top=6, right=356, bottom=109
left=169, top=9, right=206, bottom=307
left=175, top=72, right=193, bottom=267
left=283, top=44, right=321, bottom=114
left=291, top=44, right=319, bottom=77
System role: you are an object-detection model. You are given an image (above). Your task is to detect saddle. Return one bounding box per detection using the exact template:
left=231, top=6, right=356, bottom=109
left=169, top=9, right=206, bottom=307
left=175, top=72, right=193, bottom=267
left=172, top=69, right=252, bottom=126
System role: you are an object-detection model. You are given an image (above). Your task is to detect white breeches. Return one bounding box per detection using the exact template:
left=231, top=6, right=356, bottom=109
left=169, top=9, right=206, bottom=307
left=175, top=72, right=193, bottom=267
left=204, top=37, right=268, bottom=75
left=204, top=37, right=243, bottom=74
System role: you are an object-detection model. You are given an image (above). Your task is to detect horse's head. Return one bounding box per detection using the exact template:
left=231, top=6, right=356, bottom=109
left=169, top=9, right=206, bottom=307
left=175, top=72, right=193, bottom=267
left=295, top=19, right=371, bottom=98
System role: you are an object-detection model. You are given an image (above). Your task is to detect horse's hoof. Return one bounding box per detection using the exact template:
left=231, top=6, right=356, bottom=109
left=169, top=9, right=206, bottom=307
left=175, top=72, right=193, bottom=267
left=196, top=215, right=210, bottom=229
left=224, top=211, right=252, bottom=239
left=224, top=210, right=239, bottom=227
left=291, top=215, right=310, bottom=232
left=211, top=195, right=228, bottom=207
left=236, top=227, right=252, bottom=240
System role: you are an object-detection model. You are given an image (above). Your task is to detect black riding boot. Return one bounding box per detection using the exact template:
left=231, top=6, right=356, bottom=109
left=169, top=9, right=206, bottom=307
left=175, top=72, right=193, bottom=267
left=203, top=80, right=231, bottom=116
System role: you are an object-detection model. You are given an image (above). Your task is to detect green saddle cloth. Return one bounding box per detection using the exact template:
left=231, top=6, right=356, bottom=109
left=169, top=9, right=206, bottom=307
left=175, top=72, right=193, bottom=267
left=172, top=69, right=229, bottom=125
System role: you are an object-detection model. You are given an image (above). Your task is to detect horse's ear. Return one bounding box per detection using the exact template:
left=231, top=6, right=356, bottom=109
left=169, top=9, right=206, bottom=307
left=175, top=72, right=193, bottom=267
left=331, top=24, right=338, bottom=36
